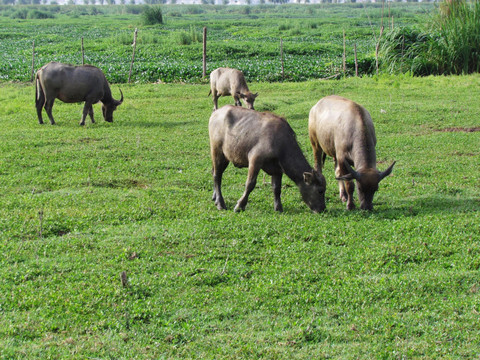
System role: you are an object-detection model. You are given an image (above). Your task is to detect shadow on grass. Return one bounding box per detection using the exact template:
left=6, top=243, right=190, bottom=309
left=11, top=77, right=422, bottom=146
left=279, top=195, right=479, bottom=219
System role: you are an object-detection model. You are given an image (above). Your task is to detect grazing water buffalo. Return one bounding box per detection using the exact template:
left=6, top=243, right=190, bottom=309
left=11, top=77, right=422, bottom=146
left=308, top=95, right=395, bottom=211
left=208, top=67, right=258, bottom=111
left=209, top=105, right=326, bottom=213
left=35, top=62, right=123, bottom=125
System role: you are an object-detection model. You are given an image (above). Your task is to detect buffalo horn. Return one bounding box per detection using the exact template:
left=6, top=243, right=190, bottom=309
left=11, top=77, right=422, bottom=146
left=344, top=160, right=360, bottom=181
left=118, top=88, right=124, bottom=104
left=379, top=161, right=396, bottom=181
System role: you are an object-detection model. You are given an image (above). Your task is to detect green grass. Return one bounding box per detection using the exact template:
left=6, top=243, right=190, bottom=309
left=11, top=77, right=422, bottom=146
left=0, top=75, right=479, bottom=359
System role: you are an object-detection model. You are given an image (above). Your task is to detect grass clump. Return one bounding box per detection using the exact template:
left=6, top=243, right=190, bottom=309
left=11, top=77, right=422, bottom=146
left=142, top=5, right=163, bottom=25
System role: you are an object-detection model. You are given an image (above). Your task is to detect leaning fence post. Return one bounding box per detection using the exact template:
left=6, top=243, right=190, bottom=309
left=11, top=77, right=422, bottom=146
left=128, top=28, right=138, bottom=84
left=81, top=37, right=85, bottom=65
left=203, top=27, right=207, bottom=78
left=31, top=40, right=35, bottom=82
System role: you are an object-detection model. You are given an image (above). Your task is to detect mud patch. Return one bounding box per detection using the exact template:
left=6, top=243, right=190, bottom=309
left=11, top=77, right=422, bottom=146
left=437, top=127, right=480, bottom=133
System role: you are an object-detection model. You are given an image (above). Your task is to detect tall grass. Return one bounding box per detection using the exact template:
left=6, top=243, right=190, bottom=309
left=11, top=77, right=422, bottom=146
left=381, top=0, right=480, bottom=75
left=428, top=0, right=480, bottom=74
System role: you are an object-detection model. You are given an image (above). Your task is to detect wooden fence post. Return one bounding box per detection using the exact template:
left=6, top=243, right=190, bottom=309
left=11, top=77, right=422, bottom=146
left=203, top=27, right=207, bottom=78
left=280, top=38, right=284, bottom=80
left=354, top=43, right=358, bottom=77
left=81, top=37, right=85, bottom=65
left=375, top=26, right=384, bottom=76
left=128, top=28, right=138, bottom=84
left=342, top=29, right=346, bottom=76
left=31, top=40, right=35, bottom=82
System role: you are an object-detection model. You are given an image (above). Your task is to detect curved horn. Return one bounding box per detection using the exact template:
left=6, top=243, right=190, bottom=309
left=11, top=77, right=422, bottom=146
left=118, top=88, right=124, bottom=104
left=344, top=160, right=361, bottom=181
left=379, top=161, right=396, bottom=181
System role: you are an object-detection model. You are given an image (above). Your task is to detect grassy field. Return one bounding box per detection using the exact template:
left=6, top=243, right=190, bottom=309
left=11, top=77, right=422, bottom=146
left=0, top=74, right=479, bottom=358
left=0, top=3, right=434, bottom=82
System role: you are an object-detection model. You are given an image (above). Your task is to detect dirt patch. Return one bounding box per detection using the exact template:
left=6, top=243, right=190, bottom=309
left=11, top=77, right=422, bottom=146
left=438, top=127, right=480, bottom=133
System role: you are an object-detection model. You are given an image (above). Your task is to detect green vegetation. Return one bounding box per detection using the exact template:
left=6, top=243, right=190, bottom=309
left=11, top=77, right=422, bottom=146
left=142, top=5, right=163, bottom=25
left=1, top=75, right=479, bottom=358
left=0, top=3, right=434, bottom=83
left=381, top=0, right=480, bottom=75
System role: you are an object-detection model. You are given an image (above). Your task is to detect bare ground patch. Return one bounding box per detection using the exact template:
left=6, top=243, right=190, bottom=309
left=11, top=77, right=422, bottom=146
left=437, top=127, right=480, bottom=133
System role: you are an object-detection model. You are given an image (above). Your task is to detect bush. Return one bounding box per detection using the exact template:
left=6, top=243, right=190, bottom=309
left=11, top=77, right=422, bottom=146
left=142, top=5, right=163, bottom=25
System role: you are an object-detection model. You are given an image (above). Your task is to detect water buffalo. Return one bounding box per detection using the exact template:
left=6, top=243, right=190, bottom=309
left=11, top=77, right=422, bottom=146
left=35, top=62, right=123, bottom=125
left=308, top=95, right=395, bottom=211
left=209, top=105, right=326, bottom=213
left=208, top=67, right=258, bottom=111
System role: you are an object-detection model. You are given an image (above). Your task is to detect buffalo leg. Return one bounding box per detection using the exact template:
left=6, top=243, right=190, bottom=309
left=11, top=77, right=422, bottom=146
left=212, top=155, right=229, bottom=210
left=336, top=161, right=355, bottom=210
left=212, top=91, right=219, bottom=111
left=271, top=173, right=283, bottom=212
left=311, top=140, right=325, bottom=172
left=233, top=94, right=242, bottom=107
left=36, top=88, right=45, bottom=125
left=235, top=165, right=260, bottom=212
left=88, top=105, right=95, bottom=123
left=44, top=98, right=56, bottom=125
left=81, top=102, right=93, bottom=126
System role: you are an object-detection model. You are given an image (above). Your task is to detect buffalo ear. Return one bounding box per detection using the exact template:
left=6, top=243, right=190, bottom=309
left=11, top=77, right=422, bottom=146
left=379, top=161, right=396, bottom=181
left=303, top=172, right=315, bottom=185
left=253, top=92, right=259, bottom=98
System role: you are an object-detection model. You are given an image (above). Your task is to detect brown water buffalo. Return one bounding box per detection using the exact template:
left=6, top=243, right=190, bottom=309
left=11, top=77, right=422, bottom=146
left=308, top=95, right=395, bottom=211
left=35, top=62, right=123, bottom=125
left=208, top=67, right=258, bottom=111
left=209, top=105, right=326, bottom=213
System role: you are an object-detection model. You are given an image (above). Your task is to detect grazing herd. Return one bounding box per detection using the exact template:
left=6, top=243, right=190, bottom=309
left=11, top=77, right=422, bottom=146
left=34, top=62, right=394, bottom=212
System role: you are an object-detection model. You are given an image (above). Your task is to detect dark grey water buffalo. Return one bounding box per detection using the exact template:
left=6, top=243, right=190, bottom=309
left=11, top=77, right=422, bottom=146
left=209, top=105, right=326, bottom=213
left=35, top=62, right=123, bottom=125
left=308, top=95, right=395, bottom=211
left=208, top=67, right=258, bottom=111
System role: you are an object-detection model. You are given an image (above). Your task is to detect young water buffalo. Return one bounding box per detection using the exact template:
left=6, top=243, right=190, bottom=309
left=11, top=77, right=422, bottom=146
left=209, top=105, right=326, bottom=213
left=35, top=62, right=123, bottom=125
left=308, top=95, right=395, bottom=211
left=208, top=67, right=258, bottom=111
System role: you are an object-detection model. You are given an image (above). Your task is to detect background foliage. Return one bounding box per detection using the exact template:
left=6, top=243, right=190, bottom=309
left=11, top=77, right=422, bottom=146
left=380, top=0, right=480, bottom=75
left=0, top=3, right=434, bottom=83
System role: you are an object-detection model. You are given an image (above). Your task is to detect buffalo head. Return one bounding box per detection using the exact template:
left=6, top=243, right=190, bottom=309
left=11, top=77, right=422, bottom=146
left=102, top=88, right=124, bottom=122
left=337, top=161, right=395, bottom=211
left=299, top=170, right=327, bottom=213
left=237, top=92, right=258, bottom=110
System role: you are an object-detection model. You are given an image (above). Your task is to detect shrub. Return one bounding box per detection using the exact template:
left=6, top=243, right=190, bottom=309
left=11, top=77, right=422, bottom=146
left=142, top=5, right=163, bottom=25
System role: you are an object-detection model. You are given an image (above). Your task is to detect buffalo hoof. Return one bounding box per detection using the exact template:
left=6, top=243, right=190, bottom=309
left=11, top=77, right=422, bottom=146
left=234, top=204, right=245, bottom=213
left=215, top=200, right=227, bottom=210
left=346, top=203, right=356, bottom=211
